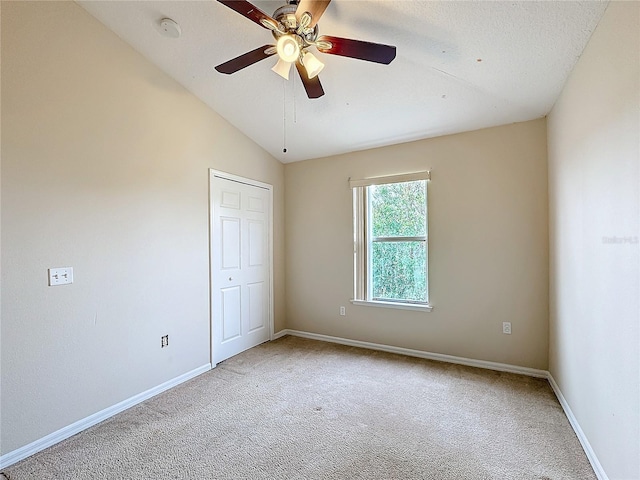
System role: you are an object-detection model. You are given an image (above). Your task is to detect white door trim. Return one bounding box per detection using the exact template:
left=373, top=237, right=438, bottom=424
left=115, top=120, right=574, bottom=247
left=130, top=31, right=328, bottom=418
left=209, top=169, right=274, bottom=366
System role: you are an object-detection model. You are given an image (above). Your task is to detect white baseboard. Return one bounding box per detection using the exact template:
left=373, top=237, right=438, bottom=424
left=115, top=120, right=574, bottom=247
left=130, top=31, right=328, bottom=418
left=275, top=329, right=548, bottom=378
left=547, top=374, right=609, bottom=480
left=272, top=329, right=289, bottom=340
left=0, top=363, right=211, bottom=470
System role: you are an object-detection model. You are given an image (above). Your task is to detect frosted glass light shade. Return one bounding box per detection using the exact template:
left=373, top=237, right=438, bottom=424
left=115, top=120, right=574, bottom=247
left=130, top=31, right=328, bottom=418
left=302, top=52, right=324, bottom=79
left=276, top=35, right=300, bottom=63
left=271, top=58, right=292, bottom=80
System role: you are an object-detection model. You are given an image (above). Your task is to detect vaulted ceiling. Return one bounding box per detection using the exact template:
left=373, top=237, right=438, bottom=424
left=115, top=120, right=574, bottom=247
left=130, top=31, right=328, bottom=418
left=78, top=0, right=609, bottom=163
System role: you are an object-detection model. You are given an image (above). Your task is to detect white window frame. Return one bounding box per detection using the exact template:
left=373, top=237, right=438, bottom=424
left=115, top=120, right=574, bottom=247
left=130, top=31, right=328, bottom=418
left=350, top=171, right=433, bottom=312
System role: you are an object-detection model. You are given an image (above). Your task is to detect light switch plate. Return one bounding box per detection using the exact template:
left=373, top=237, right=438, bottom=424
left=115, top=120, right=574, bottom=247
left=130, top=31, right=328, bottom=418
left=49, top=267, right=73, bottom=286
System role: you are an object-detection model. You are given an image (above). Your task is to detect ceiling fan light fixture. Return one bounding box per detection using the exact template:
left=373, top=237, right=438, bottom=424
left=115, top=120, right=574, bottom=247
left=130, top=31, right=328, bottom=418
left=276, top=34, right=300, bottom=63
left=214, top=0, right=397, bottom=100
left=271, top=57, right=293, bottom=79
left=302, top=52, right=324, bottom=79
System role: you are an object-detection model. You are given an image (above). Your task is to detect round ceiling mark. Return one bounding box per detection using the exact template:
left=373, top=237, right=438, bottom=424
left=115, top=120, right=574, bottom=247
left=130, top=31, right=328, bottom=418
left=158, top=18, right=181, bottom=38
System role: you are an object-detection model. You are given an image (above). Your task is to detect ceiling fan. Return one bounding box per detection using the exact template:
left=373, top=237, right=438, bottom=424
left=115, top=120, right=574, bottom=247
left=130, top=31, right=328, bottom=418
left=214, top=0, right=397, bottom=99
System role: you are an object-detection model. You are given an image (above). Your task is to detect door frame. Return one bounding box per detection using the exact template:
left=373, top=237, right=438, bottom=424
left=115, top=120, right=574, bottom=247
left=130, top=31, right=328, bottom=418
left=209, top=169, right=274, bottom=367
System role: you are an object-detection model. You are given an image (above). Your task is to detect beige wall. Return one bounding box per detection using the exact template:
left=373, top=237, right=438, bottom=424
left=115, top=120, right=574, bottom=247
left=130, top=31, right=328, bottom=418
left=285, top=119, right=549, bottom=369
left=1, top=1, right=284, bottom=454
left=547, top=2, right=640, bottom=479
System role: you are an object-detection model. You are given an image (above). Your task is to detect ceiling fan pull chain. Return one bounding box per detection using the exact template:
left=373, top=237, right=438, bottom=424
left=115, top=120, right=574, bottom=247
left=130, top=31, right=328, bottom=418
left=293, top=73, right=297, bottom=124
left=282, top=78, right=288, bottom=154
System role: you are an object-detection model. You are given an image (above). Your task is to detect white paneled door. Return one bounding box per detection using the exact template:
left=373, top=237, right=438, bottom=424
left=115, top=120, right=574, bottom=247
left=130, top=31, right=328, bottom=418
left=210, top=171, right=272, bottom=364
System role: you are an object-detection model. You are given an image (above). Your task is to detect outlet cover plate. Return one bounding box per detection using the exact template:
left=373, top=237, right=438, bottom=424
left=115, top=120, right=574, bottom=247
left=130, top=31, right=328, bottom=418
left=49, top=267, right=73, bottom=286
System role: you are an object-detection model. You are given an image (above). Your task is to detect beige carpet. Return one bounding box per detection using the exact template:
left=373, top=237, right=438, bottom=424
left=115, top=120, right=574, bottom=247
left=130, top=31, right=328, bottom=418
left=2, top=335, right=596, bottom=479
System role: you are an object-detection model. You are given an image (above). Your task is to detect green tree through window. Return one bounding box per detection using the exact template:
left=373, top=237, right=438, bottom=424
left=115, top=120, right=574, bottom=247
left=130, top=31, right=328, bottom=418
left=369, top=180, right=427, bottom=303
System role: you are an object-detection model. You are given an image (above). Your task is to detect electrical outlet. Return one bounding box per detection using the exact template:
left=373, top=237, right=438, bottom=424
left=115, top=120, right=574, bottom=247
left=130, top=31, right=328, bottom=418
left=502, top=322, right=512, bottom=335
left=161, top=335, right=169, bottom=347
left=340, top=306, right=346, bottom=316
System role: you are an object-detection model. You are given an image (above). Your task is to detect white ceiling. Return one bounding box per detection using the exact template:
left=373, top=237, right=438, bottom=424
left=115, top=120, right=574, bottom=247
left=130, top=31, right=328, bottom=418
left=78, top=0, right=608, bottom=163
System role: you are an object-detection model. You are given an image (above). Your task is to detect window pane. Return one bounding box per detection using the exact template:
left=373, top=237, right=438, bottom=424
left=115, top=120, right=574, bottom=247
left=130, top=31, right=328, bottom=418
left=372, top=241, right=426, bottom=302
left=370, top=180, right=426, bottom=237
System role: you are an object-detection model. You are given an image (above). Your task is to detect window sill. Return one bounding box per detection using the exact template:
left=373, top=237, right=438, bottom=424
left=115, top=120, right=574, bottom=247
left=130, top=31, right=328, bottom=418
left=350, top=299, right=433, bottom=312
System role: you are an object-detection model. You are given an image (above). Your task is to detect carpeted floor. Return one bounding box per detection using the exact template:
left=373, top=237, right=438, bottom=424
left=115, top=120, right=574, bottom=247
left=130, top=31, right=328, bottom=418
left=2, top=335, right=596, bottom=479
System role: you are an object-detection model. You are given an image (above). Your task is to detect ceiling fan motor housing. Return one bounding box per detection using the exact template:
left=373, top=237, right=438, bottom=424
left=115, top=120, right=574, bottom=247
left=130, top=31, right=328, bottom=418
left=271, top=4, right=319, bottom=44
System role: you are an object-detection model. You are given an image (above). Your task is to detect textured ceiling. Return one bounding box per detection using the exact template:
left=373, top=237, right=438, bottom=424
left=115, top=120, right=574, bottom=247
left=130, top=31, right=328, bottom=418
left=78, top=0, right=608, bottom=163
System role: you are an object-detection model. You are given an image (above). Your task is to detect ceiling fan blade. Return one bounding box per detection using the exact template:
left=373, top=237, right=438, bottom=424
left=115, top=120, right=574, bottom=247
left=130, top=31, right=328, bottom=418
left=317, top=35, right=396, bottom=65
left=217, top=0, right=278, bottom=29
left=295, top=61, right=325, bottom=99
left=215, top=45, right=276, bottom=74
left=295, top=0, right=331, bottom=28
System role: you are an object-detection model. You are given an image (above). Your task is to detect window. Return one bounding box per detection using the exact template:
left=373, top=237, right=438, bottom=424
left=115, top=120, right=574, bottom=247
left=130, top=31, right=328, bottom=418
left=351, top=171, right=431, bottom=311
